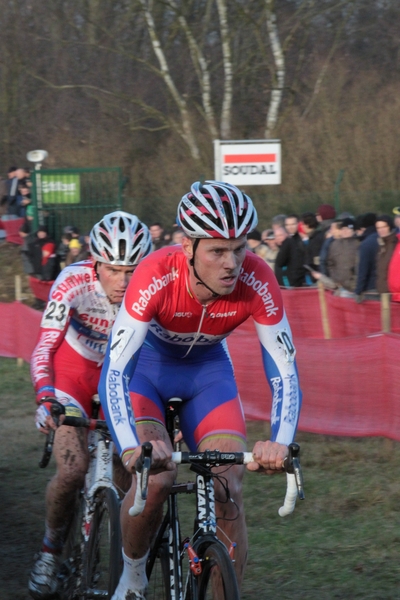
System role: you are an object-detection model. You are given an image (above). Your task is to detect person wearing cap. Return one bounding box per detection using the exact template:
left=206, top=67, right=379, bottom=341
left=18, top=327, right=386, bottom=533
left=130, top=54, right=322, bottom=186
left=375, top=215, right=398, bottom=294
left=316, top=204, right=336, bottom=233
left=28, top=212, right=152, bottom=600
left=98, top=181, right=302, bottom=600
left=260, top=228, right=279, bottom=271
left=65, top=237, right=88, bottom=266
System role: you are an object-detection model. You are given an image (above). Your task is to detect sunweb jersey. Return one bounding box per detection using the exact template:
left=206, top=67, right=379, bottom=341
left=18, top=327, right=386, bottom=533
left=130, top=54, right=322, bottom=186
left=31, top=259, right=120, bottom=402
left=99, top=246, right=302, bottom=456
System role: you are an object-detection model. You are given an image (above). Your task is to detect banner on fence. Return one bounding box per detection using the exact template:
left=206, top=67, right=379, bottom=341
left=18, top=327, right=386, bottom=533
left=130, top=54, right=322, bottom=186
left=1, top=294, right=400, bottom=440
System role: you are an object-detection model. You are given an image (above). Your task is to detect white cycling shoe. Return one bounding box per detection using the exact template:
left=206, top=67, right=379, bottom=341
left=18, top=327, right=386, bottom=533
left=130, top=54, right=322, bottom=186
left=111, top=581, right=147, bottom=600
left=28, top=551, right=60, bottom=599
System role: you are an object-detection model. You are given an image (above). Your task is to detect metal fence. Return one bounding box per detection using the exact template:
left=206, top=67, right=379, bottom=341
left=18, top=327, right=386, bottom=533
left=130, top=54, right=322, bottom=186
left=31, top=167, right=123, bottom=241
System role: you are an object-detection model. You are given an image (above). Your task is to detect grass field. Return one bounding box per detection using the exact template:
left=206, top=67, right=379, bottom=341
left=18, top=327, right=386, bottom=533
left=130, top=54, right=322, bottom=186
left=0, top=357, right=399, bottom=599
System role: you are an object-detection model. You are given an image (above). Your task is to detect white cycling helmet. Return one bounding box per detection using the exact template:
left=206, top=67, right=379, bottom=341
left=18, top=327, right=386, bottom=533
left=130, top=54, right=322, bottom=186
left=90, top=211, right=152, bottom=265
left=177, top=180, right=258, bottom=239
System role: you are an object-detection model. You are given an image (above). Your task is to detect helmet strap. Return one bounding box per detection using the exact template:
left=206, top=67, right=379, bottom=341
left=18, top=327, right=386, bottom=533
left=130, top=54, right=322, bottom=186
left=189, top=239, right=220, bottom=299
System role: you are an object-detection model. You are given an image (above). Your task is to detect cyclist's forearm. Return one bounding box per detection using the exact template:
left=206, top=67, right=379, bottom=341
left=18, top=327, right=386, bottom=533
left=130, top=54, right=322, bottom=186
left=98, top=308, right=150, bottom=455
left=31, top=328, right=65, bottom=401
left=255, top=317, right=302, bottom=445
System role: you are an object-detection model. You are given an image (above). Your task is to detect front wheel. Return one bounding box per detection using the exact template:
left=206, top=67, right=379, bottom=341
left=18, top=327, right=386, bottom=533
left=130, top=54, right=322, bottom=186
left=82, top=487, right=122, bottom=599
left=196, top=542, right=240, bottom=600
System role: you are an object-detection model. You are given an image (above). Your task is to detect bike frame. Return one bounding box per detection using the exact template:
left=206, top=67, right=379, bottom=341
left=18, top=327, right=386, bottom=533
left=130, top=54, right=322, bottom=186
left=81, top=428, right=119, bottom=543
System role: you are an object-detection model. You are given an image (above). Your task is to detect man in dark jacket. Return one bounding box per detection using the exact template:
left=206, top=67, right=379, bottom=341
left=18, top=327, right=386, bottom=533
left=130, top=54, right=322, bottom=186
left=275, top=214, right=306, bottom=287
left=354, top=213, right=379, bottom=300
left=301, top=211, right=326, bottom=274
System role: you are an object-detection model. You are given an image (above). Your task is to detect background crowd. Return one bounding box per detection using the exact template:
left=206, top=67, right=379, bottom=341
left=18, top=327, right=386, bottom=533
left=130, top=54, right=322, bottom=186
left=2, top=167, right=400, bottom=309
left=133, top=204, right=400, bottom=305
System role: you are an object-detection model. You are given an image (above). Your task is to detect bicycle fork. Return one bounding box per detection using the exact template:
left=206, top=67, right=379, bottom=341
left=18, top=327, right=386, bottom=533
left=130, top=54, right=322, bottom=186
left=82, top=433, right=115, bottom=542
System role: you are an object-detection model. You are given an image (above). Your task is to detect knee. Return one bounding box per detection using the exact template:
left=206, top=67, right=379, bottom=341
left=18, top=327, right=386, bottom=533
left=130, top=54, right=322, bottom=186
left=147, top=468, right=176, bottom=504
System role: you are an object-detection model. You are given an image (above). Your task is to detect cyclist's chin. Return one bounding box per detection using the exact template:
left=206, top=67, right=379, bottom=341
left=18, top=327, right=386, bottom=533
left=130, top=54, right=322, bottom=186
left=109, top=292, right=126, bottom=304
left=215, top=279, right=238, bottom=295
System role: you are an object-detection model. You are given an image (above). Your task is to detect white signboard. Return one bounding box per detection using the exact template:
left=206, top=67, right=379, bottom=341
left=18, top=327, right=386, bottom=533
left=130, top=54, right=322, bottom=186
left=214, top=139, right=281, bottom=185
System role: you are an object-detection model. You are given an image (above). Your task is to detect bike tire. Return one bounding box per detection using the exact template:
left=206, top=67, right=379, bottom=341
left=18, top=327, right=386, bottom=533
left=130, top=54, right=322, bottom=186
left=82, top=487, right=122, bottom=599
left=58, top=492, right=85, bottom=600
left=146, top=538, right=172, bottom=600
left=196, top=541, right=240, bottom=600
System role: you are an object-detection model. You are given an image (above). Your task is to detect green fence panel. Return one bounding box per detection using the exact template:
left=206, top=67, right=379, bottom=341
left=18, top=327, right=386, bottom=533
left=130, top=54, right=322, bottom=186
left=31, top=167, right=123, bottom=242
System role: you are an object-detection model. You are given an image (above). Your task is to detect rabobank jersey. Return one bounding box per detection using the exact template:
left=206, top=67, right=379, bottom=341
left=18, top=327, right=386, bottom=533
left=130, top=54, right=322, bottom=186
left=99, top=246, right=302, bottom=454
left=31, top=260, right=120, bottom=402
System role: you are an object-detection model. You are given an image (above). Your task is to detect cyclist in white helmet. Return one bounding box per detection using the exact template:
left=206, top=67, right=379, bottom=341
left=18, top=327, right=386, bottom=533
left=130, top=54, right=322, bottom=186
left=29, top=211, right=151, bottom=600
left=98, top=181, right=302, bottom=600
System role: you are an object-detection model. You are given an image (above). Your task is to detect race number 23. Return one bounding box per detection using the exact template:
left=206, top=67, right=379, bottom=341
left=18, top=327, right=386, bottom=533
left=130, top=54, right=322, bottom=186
left=44, top=301, right=67, bottom=323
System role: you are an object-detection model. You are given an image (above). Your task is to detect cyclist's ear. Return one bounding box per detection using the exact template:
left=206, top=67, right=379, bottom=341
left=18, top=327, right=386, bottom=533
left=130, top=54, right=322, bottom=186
left=181, top=236, right=194, bottom=260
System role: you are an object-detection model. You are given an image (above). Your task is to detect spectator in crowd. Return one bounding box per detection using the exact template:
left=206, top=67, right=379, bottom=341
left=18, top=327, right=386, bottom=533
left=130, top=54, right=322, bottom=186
left=319, top=219, right=342, bottom=275
left=392, top=206, right=400, bottom=233
left=274, top=226, right=288, bottom=247
left=275, top=214, right=306, bottom=287
left=375, top=215, right=398, bottom=294
left=301, top=211, right=326, bottom=274
left=260, top=229, right=279, bottom=271
left=149, top=222, right=166, bottom=251
left=271, top=213, right=286, bottom=231
left=322, top=217, right=360, bottom=296
left=316, top=203, right=336, bottom=234
left=25, top=226, right=59, bottom=279
left=22, top=225, right=60, bottom=309
left=273, top=226, right=288, bottom=285
left=57, top=233, right=72, bottom=269
left=15, top=183, right=32, bottom=218
left=356, top=212, right=377, bottom=242
left=65, top=238, right=87, bottom=266
left=19, top=221, right=36, bottom=275
left=246, top=229, right=263, bottom=252
left=169, top=227, right=185, bottom=246
left=355, top=214, right=379, bottom=302
left=2, top=166, right=20, bottom=218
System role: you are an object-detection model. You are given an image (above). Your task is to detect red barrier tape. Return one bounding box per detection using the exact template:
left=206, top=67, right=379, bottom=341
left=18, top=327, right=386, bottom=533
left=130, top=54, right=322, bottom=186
left=1, top=290, right=400, bottom=440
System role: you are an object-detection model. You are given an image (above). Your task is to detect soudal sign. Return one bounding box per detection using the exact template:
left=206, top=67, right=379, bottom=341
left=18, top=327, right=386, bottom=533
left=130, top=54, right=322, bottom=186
left=214, top=140, right=281, bottom=185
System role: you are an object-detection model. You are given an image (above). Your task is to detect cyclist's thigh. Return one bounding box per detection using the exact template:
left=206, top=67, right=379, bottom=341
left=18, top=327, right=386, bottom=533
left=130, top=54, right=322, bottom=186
left=178, top=356, right=246, bottom=451
left=53, top=341, right=101, bottom=417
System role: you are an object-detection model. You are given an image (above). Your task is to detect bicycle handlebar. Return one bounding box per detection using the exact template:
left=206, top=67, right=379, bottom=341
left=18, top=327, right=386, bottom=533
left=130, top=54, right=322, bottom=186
left=129, top=442, right=305, bottom=517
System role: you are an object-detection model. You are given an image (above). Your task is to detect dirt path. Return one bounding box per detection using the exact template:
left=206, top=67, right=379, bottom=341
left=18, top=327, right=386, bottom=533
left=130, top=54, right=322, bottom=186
left=0, top=362, right=55, bottom=599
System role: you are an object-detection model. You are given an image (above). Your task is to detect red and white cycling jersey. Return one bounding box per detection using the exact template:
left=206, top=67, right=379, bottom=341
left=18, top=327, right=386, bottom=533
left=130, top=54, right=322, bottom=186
left=99, top=246, right=302, bottom=455
left=31, top=260, right=120, bottom=403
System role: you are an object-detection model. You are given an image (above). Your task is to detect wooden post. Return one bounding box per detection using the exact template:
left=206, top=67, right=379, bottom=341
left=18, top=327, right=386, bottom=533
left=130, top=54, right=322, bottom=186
left=15, top=274, right=22, bottom=301
left=317, top=281, right=331, bottom=340
left=14, top=275, right=24, bottom=367
left=381, top=293, right=391, bottom=333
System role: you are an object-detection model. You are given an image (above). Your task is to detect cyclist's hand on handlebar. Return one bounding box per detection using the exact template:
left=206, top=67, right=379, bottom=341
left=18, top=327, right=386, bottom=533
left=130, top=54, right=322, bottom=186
left=124, top=440, right=175, bottom=474
left=35, top=398, right=82, bottom=434
left=247, top=440, right=288, bottom=475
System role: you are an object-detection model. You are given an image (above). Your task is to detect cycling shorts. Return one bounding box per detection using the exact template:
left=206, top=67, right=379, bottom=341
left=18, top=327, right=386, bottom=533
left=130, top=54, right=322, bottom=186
left=129, top=345, right=246, bottom=451
left=52, top=341, right=102, bottom=417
